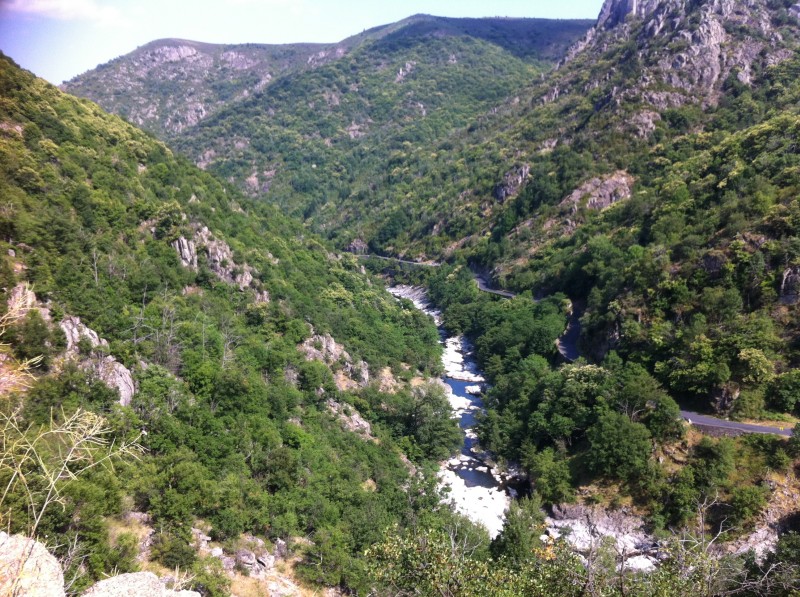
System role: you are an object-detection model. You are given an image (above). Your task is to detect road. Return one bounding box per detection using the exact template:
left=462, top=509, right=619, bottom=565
left=680, top=411, right=793, bottom=437
left=472, top=273, right=516, bottom=298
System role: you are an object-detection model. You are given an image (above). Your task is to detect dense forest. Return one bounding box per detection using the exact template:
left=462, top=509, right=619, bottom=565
left=4, top=0, right=800, bottom=595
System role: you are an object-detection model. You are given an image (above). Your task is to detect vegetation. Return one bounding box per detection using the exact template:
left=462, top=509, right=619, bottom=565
left=0, top=54, right=461, bottom=594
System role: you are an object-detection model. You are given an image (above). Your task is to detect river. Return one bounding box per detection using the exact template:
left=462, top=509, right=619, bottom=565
left=388, top=285, right=510, bottom=538
left=387, top=284, right=659, bottom=568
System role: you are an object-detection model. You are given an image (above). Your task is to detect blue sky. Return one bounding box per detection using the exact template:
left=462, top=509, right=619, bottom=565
left=0, top=0, right=605, bottom=84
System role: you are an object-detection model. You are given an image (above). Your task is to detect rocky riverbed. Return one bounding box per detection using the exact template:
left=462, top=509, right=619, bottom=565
left=388, top=285, right=510, bottom=538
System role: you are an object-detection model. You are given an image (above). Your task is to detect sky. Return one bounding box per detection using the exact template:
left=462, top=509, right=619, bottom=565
left=0, top=0, right=605, bottom=84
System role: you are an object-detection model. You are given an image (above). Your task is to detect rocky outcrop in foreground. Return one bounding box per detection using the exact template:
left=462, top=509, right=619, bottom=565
left=81, top=572, right=200, bottom=597
left=0, top=532, right=65, bottom=597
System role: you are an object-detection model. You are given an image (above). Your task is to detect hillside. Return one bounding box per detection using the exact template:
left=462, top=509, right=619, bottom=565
left=63, top=15, right=592, bottom=140
left=0, top=53, right=468, bottom=594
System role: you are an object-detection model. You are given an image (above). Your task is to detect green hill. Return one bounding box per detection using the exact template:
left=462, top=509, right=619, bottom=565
left=0, top=53, right=464, bottom=594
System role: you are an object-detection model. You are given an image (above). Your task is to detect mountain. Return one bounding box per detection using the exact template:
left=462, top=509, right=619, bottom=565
left=62, top=15, right=593, bottom=140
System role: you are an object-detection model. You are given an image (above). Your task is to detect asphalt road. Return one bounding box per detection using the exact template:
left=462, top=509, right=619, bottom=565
left=680, top=411, right=793, bottom=437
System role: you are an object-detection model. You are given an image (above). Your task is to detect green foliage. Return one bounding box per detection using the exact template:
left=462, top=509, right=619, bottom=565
left=0, top=53, right=459, bottom=593
left=490, top=495, right=546, bottom=565
left=522, top=447, right=574, bottom=505
left=587, top=411, right=652, bottom=482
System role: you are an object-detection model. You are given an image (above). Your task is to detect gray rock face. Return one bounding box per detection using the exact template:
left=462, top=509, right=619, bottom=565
left=712, top=382, right=741, bottom=415
left=597, top=0, right=648, bottom=29
left=193, top=226, right=256, bottom=291
left=7, top=283, right=40, bottom=319
left=63, top=40, right=343, bottom=138
left=300, top=332, right=370, bottom=391
left=565, top=0, right=791, bottom=120
left=544, top=504, right=658, bottom=568
left=0, top=532, right=65, bottom=597
left=560, top=171, right=634, bottom=213
left=780, top=266, right=800, bottom=305
left=81, top=571, right=200, bottom=596
left=493, top=164, right=530, bottom=203
left=61, top=315, right=107, bottom=352
left=171, top=237, right=198, bottom=270
left=345, top=238, right=369, bottom=255
left=60, top=316, right=136, bottom=407
left=326, top=398, right=374, bottom=438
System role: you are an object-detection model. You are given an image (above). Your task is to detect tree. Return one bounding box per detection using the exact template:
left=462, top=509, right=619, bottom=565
left=769, top=370, right=800, bottom=414
left=405, top=383, right=462, bottom=462
left=490, top=495, right=545, bottom=565
left=586, top=411, right=652, bottom=482
left=522, top=446, right=574, bottom=505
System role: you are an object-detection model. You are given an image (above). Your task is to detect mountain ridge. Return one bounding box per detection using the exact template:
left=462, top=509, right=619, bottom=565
left=63, top=15, right=592, bottom=139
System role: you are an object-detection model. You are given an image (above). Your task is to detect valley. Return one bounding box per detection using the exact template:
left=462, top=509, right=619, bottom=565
left=3, top=0, right=800, bottom=595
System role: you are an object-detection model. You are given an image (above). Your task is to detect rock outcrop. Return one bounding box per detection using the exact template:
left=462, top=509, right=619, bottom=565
left=193, top=226, right=256, bottom=291
left=493, top=164, right=531, bottom=203
left=171, top=237, right=198, bottom=270
left=300, top=333, right=369, bottom=391
left=326, top=398, right=374, bottom=439
left=63, top=40, right=347, bottom=138
left=7, top=283, right=46, bottom=320
left=0, top=532, right=65, bottom=597
left=560, top=171, right=634, bottom=213
left=60, top=316, right=136, bottom=407
left=564, top=0, right=792, bottom=118
left=597, top=0, right=663, bottom=29
left=780, top=266, right=800, bottom=305
left=544, top=504, right=658, bottom=570
left=81, top=572, right=200, bottom=597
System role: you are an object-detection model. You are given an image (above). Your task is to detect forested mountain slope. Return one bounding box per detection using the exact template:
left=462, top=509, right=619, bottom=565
left=0, top=54, right=468, bottom=594
left=63, top=15, right=592, bottom=141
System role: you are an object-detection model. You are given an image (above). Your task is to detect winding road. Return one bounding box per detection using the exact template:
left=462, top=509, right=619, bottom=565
left=369, top=253, right=794, bottom=438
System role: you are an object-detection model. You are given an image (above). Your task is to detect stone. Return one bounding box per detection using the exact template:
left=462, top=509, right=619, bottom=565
left=257, top=553, right=275, bottom=569
left=345, top=238, right=369, bottom=255
left=236, top=549, right=256, bottom=567
left=7, top=283, right=39, bottom=318
left=780, top=266, right=800, bottom=305
left=90, top=356, right=136, bottom=407
left=60, top=315, right=107, bottom=352
left=171, top=237, right=198, bottom=271
left=210, top=547, right=223, bottom=558
left=193, top=226, right=256, bottom=291
left=0, top=532, right=65, bottom=597
left=493, top=164, right=530, bottom=203
left=326, top=398, right=374, bottom=438
left=81, top=571, right=201, bottom=596
left=560, top=171, right=634, bottom=213
left=59, top=316, right=136, bottom=406
left=274, top=538, right=288, bottom=559
left=711, top=382, right=741, bottom=415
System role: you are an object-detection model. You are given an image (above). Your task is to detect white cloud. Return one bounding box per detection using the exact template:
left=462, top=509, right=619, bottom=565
left=4, top=0, right=123, bottom=25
